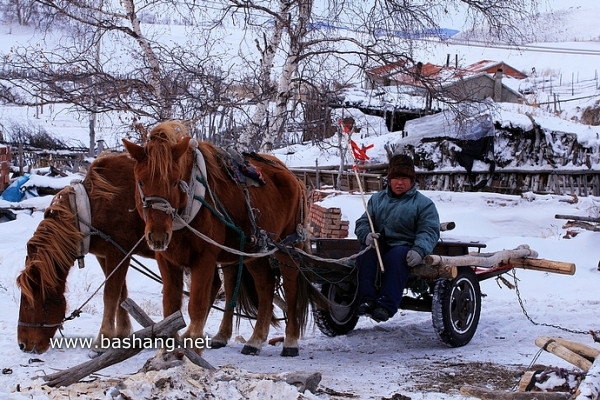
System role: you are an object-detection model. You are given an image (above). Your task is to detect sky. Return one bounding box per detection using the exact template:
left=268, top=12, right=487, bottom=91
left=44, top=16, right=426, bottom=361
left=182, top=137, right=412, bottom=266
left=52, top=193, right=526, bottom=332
left=1, top=1, right=600, bottom=399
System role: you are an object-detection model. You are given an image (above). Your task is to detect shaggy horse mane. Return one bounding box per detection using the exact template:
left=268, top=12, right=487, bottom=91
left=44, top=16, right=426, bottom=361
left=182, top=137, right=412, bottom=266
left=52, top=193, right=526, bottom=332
left=145, top=121, right=189, bottom=185
left=146, top=121, right=231, bottom=186
left=16, top=187, right=83, bottom=305
left=85, top=152, right=122, bottom=201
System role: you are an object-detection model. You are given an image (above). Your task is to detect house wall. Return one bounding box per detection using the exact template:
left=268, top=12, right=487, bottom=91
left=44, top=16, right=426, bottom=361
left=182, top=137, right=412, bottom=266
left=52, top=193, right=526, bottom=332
left=443, top=75, right=522, bottom=104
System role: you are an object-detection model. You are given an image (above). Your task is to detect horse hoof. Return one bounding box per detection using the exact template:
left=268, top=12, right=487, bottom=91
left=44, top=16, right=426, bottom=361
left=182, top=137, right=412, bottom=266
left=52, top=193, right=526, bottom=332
left=281, top=347, right=299, bottom=357
left=241, top=345, right=260, bottom=355
left=88, top=349, right=103, bottom=359
left=210, top=341, right=227, bottom=349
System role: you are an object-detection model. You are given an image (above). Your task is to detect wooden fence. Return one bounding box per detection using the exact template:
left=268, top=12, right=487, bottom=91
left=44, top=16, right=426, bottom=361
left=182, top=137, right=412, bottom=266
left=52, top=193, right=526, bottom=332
left=291, top=167, right=600, bottom=197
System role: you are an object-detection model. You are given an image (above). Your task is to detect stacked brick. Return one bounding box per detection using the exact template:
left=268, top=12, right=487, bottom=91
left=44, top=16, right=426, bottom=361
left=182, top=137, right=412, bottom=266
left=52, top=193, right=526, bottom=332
left=308, top=199, right=350, bottom=239
left=0, top=145, right=10, bottom=194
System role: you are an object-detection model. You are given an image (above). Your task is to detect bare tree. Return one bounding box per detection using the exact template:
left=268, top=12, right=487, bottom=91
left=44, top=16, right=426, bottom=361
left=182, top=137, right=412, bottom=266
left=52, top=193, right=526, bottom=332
left=214, top=0, right=540, bottom=152
left=0, top=0, right=235, bottom=145
left=0, top=0, right=41, bottom=26
left=0, top=0, right=541, bottom=151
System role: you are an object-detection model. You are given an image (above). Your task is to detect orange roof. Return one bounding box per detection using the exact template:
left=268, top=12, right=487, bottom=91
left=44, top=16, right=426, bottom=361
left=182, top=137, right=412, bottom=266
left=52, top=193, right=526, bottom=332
left=367, top=59, right=526, bottom=85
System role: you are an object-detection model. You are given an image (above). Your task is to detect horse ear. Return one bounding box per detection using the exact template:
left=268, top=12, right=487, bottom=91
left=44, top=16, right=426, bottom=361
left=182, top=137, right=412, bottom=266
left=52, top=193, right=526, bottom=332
left=172, top=136, right=191, bottom=161
left=122, top=139, right=146, bottom=162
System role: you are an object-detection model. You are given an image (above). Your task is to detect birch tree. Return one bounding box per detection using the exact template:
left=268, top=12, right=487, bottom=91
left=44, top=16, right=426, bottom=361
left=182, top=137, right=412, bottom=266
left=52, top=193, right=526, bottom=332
left=219, top=0, right=541, bottom=151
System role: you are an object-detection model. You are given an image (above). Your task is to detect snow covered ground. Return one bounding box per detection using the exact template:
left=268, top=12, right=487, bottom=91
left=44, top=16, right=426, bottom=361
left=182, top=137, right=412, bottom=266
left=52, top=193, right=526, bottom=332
left=1, top=0, right=600, bottom=399
left=1, top=173, right=599, bottom=399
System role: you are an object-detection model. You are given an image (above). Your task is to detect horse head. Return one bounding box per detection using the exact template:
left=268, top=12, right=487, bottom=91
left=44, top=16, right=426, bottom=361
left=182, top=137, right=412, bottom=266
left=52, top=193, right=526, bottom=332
left=123, top=123, right=191, bottom=251
left=16, top=252, right=67, bottom=353
left=16, top=189, right=82, bottom=353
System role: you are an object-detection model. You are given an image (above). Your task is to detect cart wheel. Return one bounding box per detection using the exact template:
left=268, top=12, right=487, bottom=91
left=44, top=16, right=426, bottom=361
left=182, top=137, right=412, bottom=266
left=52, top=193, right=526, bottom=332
left=432, top=266, right=481, bottom=347
left=313, top=282, right=359, bottom=337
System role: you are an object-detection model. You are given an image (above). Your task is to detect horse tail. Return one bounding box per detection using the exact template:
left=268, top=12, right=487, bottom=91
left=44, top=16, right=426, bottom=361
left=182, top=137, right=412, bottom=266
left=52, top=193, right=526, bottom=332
left=294, top=270, right=328, bottom=336
left=234, top=266, right=280, bottom=328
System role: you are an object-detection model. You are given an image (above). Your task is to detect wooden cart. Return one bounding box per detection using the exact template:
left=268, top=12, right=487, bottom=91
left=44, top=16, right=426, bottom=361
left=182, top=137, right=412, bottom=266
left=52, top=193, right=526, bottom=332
left=301, top=236, right=575, bottom=348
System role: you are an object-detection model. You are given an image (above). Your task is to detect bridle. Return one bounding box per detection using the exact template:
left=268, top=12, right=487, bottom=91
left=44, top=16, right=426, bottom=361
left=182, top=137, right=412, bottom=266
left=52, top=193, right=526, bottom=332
left=18, top=296, right=69, bottom=330
left=136, top=181, right=188, bottom=222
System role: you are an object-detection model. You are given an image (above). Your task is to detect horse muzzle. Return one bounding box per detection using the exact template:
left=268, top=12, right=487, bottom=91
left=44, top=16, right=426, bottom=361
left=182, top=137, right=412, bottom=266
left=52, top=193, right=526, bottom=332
left=145, top=230, right=171, bottom=251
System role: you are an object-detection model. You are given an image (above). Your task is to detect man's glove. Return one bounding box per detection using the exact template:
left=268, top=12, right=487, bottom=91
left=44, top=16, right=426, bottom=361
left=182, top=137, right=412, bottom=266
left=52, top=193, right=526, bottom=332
left=406, top=250, right=422, bottom=267
left=365, top=232, right=380, bottom=247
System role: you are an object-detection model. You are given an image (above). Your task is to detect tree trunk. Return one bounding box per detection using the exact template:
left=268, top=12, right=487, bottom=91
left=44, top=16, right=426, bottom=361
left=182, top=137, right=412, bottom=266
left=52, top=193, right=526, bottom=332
left=262, top=0, right=312, bottom=152
left=424, top=245, right=538, bottom=268
left=238, top=1, right=289, bottom=151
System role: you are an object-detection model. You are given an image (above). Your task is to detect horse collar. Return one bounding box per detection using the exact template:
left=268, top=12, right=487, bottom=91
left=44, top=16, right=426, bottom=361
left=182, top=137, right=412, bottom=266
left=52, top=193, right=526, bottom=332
left=172, top=147, right=208, bottom=231
left=68, top=179, right=92, bottom=268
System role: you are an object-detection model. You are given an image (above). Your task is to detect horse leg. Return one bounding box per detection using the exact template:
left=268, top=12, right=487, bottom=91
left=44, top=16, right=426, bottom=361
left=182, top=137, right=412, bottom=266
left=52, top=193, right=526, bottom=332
left=156, top=254, right=184, bottom=338
left=241, top=259, right=276, bottom=356
left=211, top=265, right=236, bottom=349
left=183, top=262, right=217, bottom=354
left=115, top=273, right=132, bottom=338
left=277, top=256, right=302, bottom=357
left=94, top=255, right=131, bottom=348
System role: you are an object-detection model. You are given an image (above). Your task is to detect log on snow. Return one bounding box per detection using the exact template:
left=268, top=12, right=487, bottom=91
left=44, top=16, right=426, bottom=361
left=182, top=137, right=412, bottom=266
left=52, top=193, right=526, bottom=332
left=410, top=264, right=457, bottom=279
left=555, top=214, right=600, bottom=224
left=574, top=355, right=600, bottom=400
left=42, top=310, right=186, bottom=387
left=507, top=258, right=576, bottom=275
left=543, top=337, right=600, bottom=362
left=424, top=245, right=538, bottom=268
left=120, top=298, right=215, bottom=371
left=460, top=385, right=570, bottom=399
left=535, top=337, right=592, bottom=371
left=440, top=221, right=456, bottom=232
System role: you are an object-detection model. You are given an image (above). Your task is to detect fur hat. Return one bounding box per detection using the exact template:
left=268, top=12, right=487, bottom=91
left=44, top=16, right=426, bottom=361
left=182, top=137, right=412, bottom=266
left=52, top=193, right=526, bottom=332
left=387, top=154, right=416, bottom=182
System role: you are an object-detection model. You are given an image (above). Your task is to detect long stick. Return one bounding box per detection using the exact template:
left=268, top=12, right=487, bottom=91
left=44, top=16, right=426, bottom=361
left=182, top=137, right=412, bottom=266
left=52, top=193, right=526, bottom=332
left=352, top=167, right=384, bottom=272
left=341, top=122, right=384, bottom=272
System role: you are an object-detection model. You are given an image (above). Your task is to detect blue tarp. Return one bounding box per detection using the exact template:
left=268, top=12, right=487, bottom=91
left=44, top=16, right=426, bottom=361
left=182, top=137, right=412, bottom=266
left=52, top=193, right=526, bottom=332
left=1, top=175, right=30, bottom=202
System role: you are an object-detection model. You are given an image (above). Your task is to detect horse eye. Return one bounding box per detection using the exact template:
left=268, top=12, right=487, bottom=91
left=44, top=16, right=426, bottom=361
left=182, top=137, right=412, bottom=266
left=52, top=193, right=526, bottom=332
left=138, top=181, right=144, bottom=188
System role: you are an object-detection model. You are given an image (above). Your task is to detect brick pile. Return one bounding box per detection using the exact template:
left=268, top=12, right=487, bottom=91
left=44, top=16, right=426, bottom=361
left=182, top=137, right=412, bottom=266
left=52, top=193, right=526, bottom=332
left=308, top=190, right=350, bottom=238
left=0, top=145, right=10, bottom=193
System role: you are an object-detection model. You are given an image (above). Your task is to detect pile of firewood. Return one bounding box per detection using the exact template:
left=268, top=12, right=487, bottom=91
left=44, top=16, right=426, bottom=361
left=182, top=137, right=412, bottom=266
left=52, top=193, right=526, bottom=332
left=555, top=214, right=600, bottom=236
left=461, top=335, right=600, bottom=400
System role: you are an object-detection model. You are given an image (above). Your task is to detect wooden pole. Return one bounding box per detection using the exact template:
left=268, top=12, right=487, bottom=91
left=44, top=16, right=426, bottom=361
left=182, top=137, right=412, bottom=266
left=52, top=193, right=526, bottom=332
left=352, top=166, right=385, bottom=272
left=555, top=214, right=600, bottom=223
left=460, top=385, right=570, bottom=399
left=507, top=258, right=576, bottom=275
left=535, top=337, right=593, bottom=371
left=121, top=298, right=215, bottom=371
left=547, top=337, right=600, bottom=361
left=42, top=310, right=187, bottom=387
left=424, top=245, right=538, bottom=268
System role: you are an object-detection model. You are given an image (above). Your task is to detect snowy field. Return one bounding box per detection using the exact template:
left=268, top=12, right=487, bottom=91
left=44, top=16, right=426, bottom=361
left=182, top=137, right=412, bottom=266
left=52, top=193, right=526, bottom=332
left=1, top=0, right=600, bottom=399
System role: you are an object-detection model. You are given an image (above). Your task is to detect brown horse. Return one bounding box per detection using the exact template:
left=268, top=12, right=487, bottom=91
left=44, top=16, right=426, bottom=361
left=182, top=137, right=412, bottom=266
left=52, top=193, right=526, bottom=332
left=16, top=153, right=155, bottom=353
left=123, top=121, right=319, bottom=356
left=16, top=151, right=264, bottom=354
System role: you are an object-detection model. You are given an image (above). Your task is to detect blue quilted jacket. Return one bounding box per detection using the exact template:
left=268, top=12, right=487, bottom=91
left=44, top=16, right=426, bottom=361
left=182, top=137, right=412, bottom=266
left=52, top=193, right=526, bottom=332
left=354, top=185, right=440, bottom=258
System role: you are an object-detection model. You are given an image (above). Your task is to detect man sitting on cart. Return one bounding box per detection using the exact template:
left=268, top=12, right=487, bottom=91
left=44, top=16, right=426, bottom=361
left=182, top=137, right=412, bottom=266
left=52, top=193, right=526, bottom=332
left=355, top=154, right=440, bottom=322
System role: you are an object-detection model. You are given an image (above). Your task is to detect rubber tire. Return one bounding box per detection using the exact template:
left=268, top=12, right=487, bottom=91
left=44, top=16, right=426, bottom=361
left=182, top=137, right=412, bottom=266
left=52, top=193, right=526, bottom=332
left=313, top=282, right=359, bottom=337
left=432, top=266, right=481, bottom=347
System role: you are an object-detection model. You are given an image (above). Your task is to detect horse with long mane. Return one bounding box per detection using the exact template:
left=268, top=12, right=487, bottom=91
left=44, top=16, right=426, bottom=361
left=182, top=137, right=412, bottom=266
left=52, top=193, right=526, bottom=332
left=16, top=150, right=264, bottom=354
left=16, top=153, right=155, bottom=353
left=123, top=120, right=320, bottom=356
